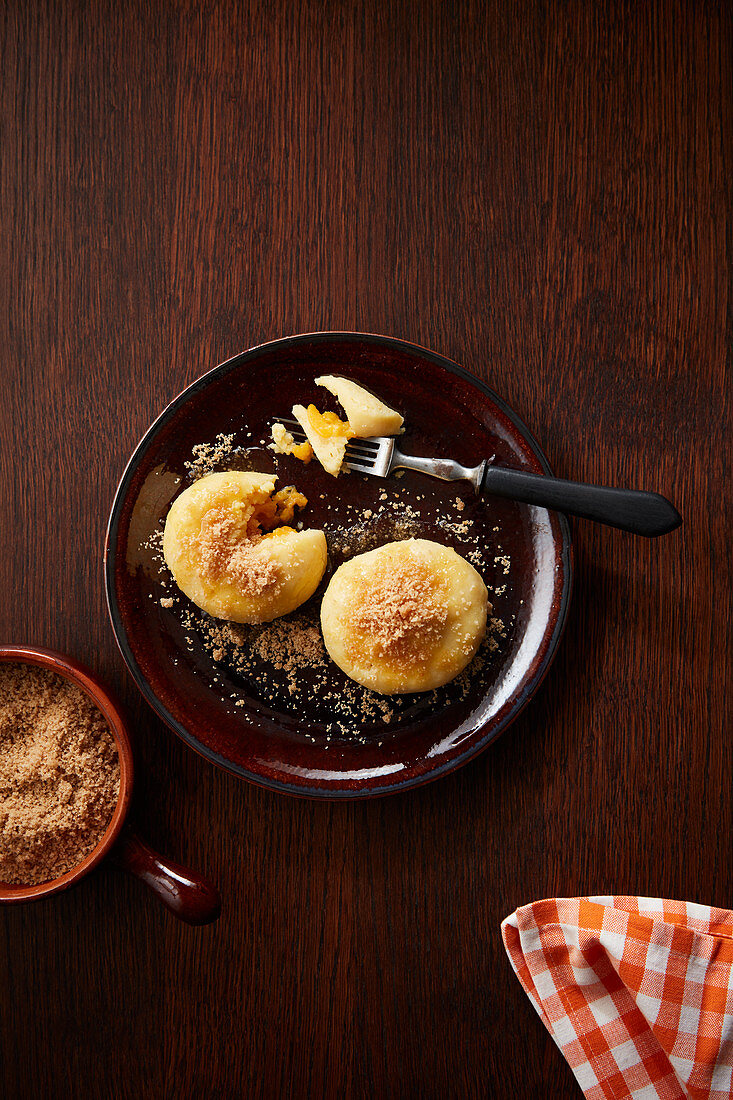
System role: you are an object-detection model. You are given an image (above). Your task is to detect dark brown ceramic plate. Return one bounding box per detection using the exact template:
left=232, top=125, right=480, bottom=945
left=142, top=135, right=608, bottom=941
left=105, top=333, right=572, bottom=798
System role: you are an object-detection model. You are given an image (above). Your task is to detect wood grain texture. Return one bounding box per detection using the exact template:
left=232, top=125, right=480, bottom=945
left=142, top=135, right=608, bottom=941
left=0, top=1, right=730, bottom=1097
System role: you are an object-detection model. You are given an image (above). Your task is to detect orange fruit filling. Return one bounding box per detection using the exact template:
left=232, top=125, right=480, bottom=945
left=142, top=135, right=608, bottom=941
left=306, top=405, right=354, bottom=441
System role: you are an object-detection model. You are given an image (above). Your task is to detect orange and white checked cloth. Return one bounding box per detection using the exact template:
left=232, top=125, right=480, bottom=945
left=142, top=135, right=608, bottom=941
left=502, top=897, right=733, bottom=1099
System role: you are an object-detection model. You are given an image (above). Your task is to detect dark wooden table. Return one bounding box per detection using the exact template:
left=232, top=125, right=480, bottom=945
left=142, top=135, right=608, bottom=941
left=1, top=2, right=730, bottom=1097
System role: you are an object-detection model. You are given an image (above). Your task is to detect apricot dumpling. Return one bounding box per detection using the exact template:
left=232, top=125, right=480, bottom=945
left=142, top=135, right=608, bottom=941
left=320, top=538, right=488, bottom=694
left=162, top=471, right=326, bottom=623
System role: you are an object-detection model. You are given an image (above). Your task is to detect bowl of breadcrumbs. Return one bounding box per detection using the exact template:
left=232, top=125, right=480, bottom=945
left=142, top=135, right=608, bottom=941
left=0, top=646, right=220, bottom=923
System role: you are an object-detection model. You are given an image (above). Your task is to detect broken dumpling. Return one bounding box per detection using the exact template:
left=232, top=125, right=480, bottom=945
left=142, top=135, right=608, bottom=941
left=162, top=471, right=327, bottom=623
left=291, top=403, right=354, bottom=477
left=269, top=422, right=313, bottom=463
left=277, top=378, right=403, bottom=477
left=315, top=375, right=403, bottom=437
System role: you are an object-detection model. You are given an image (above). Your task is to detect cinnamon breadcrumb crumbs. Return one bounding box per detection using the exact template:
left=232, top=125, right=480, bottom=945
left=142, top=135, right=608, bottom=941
left=184, top=505, right=279, bottom=597
left=351, top=557, right=448, bottom=657
left=184, top=433, right=236, bottom=479
left=0, top=664, right=120, bottom=885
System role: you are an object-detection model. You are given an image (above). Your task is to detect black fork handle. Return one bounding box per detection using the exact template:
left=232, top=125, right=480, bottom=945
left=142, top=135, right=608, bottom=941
left=482, top=465, right=682, bottom=537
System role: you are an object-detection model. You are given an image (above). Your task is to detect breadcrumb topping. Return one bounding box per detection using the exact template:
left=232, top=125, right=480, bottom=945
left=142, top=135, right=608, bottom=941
left=179, top=486, right=309, bottom=598
left=186, top=505, right=279, bottom=596
left=351, top=556, right=448, bottom=658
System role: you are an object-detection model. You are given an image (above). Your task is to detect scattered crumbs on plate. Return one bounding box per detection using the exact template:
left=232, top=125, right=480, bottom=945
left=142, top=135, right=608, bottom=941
left=494, top=554, right=511, bottom=575
left=184, top=433, right=236, bottom=480
left=143, top=528, right=165, bottom=556
left=437, top=517, right=472, bottom=536
left=176, top=599, right=509, bottom=741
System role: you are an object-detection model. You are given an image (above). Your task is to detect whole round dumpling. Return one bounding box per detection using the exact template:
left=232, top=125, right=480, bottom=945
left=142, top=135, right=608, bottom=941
left=320, top=538, right=489, bottom=694
left=162, top=471, right=327, bottom=624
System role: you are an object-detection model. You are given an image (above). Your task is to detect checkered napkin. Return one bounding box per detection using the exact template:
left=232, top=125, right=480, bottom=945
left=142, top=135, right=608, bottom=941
left=501, top=897, right=733, bottom=1099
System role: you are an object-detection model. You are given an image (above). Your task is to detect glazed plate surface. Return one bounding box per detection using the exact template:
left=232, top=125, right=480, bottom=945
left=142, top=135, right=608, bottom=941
left=105, top=333, right=572, bottom=797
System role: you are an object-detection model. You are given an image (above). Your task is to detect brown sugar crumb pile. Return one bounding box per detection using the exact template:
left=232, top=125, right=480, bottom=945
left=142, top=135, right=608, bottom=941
left=0, top=663, right=120, bottom=886
left=233, top=617, right=328, bottom=696
left=187, top=612, right=329, bottom=698
left=185, top=606, right=398, bottom=734
left=351, top=557, right=448, bottom=658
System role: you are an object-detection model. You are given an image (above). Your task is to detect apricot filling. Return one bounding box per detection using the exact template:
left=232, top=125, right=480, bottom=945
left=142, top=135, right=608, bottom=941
left=305, top=405, right=354, bottom=442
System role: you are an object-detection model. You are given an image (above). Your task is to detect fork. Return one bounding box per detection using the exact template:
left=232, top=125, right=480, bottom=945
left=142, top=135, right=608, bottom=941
left=273, top=418, right=682, bottom=537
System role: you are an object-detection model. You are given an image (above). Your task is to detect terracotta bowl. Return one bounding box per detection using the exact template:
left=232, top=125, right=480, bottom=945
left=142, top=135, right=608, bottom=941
left=106, top=332, right=573, bottom=797
left=0, top=646, right=220, bottom=924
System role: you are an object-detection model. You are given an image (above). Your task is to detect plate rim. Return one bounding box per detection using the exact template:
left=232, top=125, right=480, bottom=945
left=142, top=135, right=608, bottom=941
left=105, top=331, right=573, bottom=799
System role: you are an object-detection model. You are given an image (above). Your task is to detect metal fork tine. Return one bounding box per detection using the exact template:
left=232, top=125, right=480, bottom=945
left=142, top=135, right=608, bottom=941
left=344, top=459, right=377, bottom=474
left=273, top=417, right=378, bottom=440
left=345, top=442, right=379, bottom=457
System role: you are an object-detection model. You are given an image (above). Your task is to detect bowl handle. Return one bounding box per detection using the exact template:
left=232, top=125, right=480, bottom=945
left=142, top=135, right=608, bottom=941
left=111, top=827, right=221, bottom=925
